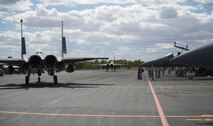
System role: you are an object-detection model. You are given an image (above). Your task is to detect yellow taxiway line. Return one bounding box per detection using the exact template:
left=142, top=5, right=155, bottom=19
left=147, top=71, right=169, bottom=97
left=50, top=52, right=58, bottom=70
left=0, top=110, right=158, bottom=118
left=0, top=110, right=213, bottom=119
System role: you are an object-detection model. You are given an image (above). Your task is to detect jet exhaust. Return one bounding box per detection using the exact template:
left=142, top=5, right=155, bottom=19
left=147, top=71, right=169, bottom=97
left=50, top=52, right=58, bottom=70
left=45, top=55, right=58, bottom=67
left=28, top=55, right=42, bottom=68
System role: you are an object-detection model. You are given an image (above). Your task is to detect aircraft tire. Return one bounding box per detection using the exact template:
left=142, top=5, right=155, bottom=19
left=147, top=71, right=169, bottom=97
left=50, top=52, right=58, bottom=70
left=53, top=75, right=58, bottom=84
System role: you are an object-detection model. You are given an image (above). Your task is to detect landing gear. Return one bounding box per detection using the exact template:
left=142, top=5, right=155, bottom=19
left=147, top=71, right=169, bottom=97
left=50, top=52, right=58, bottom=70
left=53, top=75, right=58, bottom=84
left=188, top=75, right=193, bottom=80
left=25, top=70, right=31, bottom=85
left=25, top=76, right=29, bottom=85
left=25, top=69, right=58, bottom=84
left=38, top=77, right=41, bottom=83
left=37, top=69, right=42, bottom=83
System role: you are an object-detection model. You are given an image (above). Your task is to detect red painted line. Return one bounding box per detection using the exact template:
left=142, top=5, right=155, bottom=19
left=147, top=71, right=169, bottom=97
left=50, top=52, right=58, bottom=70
left=148, top=79, right=169, bottom=126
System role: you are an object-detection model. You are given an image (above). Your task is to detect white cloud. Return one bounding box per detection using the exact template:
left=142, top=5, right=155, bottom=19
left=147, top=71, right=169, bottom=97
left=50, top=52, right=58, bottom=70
left=155, top=43, right=174, bottom=49
left=118, top=47, right=131, bottom=51
left=1, top=1, right=213, bottom=60
left=159, top=6, right=178, bottom=19
left=35, top=4, right=58, bottom=17
left=196, top=0, right=213, bottom=3
left=4, top=5, right=62, bottom=28
left=42, top=0, right=134, bottom=6
left=0, top=0, right=33, bottom=11
left=42, top=0, right=75, bottom=7
left=74, top=0, right=133, bottom=4
left=134, top=0, right=185, bottom=5
left=146, top=48, right=158, bottom=53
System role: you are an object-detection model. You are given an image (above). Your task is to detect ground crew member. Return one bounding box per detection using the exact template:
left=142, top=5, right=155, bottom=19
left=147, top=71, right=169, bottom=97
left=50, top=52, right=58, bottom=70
left=151, top=66, right=154, bottom=80
left=138, top=67, right=141, bottom=80
left=140, top=67, right=144, bottom=80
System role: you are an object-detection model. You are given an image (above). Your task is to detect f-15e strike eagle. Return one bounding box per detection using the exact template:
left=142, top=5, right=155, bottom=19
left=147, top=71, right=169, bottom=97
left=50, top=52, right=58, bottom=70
left=0, top=20, right=108, bottom=84
left=101, top=59, right=124, bottom=72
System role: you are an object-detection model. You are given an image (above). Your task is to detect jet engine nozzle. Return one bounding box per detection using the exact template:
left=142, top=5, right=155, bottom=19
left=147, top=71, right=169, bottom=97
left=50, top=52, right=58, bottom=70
left=28, top=55, right=42, bottom=68
left=45, top=55, right=58, bottom=67
left=65, top=64, right=75, bottom=73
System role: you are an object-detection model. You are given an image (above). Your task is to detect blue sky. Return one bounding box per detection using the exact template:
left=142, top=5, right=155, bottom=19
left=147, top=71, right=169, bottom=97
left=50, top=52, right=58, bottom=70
left=0, top=0, right=213, bottom=61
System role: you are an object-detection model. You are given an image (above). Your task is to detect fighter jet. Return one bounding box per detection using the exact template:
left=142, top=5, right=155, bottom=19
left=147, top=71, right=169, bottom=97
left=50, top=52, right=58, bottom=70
left=140, top=53, right=175, bottom=67
left=101, top=60, right=122, bottom=72
left=0, top=20, right=108, bottom=84
left=171, top=42, right=213, bottom=69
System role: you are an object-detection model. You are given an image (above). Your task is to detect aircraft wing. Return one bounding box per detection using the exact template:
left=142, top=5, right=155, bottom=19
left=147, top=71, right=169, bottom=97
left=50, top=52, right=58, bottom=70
left=61, top=57, right=109, bottom=64
left=0, top=58, right=26, bottom=65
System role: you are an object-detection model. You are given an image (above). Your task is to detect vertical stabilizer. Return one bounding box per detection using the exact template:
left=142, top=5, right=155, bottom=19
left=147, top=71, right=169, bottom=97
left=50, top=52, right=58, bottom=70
left=62, top=37, right=67, bottom=54
left=22, top=37, right=26, bottom=55
left=61, top=21, right=67, bottom=59
left=20, top=19, right=26, bottom=59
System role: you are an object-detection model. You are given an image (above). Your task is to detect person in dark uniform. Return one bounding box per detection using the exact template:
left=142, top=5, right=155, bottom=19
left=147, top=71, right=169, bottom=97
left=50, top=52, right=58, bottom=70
left=138, top=67, right=141, bottom=80
left=138, top=66, right=144, bottom=80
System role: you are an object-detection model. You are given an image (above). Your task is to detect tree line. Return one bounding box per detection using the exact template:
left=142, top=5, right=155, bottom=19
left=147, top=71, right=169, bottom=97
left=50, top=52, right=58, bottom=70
left=75, top=59, right=144, bottom=70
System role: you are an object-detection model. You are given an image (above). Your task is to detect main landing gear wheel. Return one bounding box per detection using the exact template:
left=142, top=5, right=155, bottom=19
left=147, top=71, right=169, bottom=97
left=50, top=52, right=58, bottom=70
left=25, top=76, right=29, bottom=85
left=53, top=75, right=58, bottom=84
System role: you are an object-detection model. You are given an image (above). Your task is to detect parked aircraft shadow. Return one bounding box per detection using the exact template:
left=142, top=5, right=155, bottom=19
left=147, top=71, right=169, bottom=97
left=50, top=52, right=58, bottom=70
left=0, top=82, right=115, bottom=90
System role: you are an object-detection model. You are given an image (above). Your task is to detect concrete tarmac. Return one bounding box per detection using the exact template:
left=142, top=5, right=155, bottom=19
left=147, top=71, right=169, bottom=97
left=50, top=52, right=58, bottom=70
left=0, top=70, right=213, bottom=126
